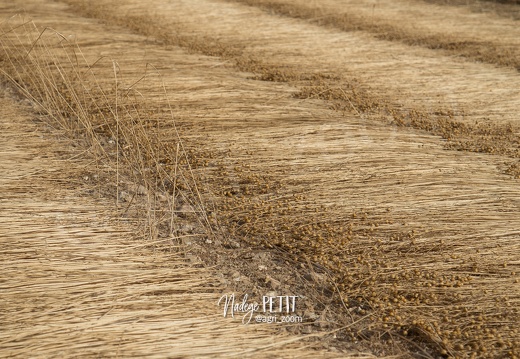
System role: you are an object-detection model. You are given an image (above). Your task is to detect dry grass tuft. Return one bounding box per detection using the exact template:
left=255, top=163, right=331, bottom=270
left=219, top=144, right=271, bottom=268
left=0, top=17, right=214, bottom=244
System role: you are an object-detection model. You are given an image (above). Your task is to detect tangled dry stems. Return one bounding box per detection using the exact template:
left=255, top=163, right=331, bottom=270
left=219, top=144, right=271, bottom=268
left=2, top=7, right=520, bottom=358
left=0, top=19, right=214, bottom=244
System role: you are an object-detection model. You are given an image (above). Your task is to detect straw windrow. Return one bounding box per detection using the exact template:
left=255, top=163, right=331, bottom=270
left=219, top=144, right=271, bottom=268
left=0, top=16, right=359, bottom=359
left=1, top=1, right=520, bottom=357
